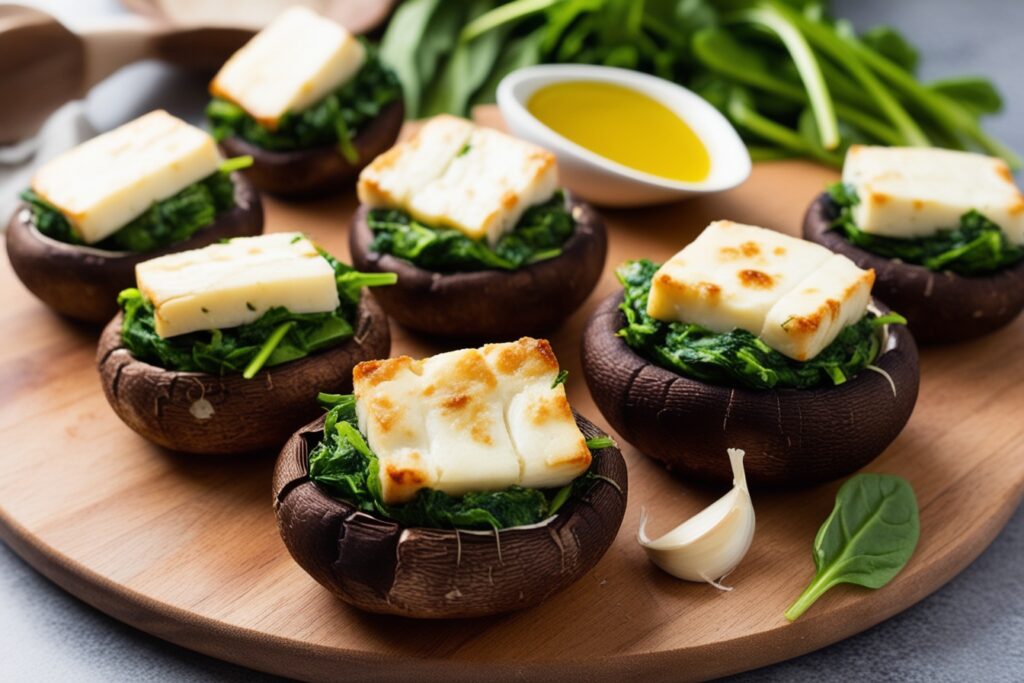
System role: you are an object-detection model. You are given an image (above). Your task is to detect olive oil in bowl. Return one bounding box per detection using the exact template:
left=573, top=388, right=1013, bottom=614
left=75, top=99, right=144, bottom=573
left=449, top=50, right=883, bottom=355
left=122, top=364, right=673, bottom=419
left=527, top=81, right=711, bottom=183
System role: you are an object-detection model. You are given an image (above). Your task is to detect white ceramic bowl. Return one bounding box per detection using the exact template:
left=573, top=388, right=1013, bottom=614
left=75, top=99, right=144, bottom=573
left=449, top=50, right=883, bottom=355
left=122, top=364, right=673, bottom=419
left=497, top=65, right=751, bottom=207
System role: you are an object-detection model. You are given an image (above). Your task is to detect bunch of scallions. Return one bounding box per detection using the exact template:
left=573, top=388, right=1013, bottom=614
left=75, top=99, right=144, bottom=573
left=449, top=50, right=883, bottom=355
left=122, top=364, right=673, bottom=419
left=379, top=0, right=1018, bottom=168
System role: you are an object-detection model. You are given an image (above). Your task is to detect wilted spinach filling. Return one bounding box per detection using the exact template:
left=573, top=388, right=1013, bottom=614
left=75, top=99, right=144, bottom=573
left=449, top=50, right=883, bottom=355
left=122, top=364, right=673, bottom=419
left=308, top=393, right=614, bottom=530
left=367, top=191, right=575, bottom=272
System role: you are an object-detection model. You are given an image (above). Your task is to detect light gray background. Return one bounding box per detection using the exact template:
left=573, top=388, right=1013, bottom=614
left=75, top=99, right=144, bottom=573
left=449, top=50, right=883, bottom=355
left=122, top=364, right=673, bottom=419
left=2, top=1, right=1022, bottom=681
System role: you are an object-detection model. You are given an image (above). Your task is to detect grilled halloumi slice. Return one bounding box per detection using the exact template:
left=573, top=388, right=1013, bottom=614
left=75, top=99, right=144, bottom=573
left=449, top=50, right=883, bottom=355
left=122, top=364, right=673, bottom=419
left=31, top=110, right=221, bottom=245
left=352, top=339, right=590, bottom=505
left=135, top=232, right=340, bottom=338
left=842, top=145, right=1024, bottom=244
left=647, top=221, right=875, bottom=361
left=481, top=338, right=591, bottom=489
left=761, top=254, right=875, bottom=361
left=357, top=116, right=558, bottom=246
left=209, top=7, right=366, bottom=130
left=647, top=220, right=834, bottom=336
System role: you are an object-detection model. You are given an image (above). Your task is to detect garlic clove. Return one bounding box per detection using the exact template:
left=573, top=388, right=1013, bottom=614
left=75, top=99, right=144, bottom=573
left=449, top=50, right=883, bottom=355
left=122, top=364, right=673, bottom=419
left=638, top=448, right=755, bottom=588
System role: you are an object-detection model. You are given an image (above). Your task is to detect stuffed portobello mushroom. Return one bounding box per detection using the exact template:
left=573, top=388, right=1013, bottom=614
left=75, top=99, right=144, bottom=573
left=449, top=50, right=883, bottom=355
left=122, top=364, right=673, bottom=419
left=349, top=115, right=607, bottom=340
left=803, top=145, right=1024, bottom=343
left=7, top=110, right=263, bottom=324
left=582, top=220, right=920, bottom=488
left=274, top=338, right=627, bottom=618
left=206, top=7, right=403, bottom=197
left=98, top=232, right=393, bottom=455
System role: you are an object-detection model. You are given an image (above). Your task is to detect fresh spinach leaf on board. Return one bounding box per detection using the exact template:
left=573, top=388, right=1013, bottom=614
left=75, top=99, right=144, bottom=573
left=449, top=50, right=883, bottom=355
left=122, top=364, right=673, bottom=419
left=827, top=182, right=1024, bottom=276
left=308, top=393, right=609, bottom=530
left=206, top=46, right=402, bottom=161
left=616, top=259, right=904, bottom=391
left=378, top=0, right=1018, bottom=168
left=118, top=250, right=396, bottom=377
left=368, top=191, right=574, bottom=272
left=20, top=159, right=248, bottom=253
left=785, top=473, right=919, bottom=621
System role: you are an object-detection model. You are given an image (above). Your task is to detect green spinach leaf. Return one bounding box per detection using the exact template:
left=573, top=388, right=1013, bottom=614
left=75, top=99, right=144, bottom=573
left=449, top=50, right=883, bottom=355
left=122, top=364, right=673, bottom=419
left=376, top=0, right=1018, bottom=168
left=368, top=191, right=574, bottom=272
left=308, top=392, right=608, bottom=530
left=828, top=182, right=1024, bottom=276
left=617, top=259, right=900, bottom=390
left=206, top=45, right=402, bottom=157
left=118, top=249, right=396, bottom=376
left=785, top=473, right=919, bottom=620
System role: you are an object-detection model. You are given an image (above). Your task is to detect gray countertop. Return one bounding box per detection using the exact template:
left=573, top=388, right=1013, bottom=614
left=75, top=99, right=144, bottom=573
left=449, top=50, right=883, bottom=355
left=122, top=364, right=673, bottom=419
left=2, top=1, right=1022, bottom=680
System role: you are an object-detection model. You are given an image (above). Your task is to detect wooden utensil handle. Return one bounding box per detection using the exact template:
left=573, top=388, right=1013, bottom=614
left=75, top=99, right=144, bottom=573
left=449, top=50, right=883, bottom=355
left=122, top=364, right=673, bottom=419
left=78, top=17, right=167, bottom=90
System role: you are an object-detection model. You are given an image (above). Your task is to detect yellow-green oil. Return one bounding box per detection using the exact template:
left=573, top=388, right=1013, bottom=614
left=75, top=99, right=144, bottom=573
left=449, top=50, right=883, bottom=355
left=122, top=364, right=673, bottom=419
left=527, top=81, right=711, bottom=182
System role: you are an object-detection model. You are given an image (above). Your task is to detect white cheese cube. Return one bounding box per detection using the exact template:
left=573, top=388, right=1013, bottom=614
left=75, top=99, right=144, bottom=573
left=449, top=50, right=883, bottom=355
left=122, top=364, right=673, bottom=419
left=357, top=115, right=474, bottom=209
left=419, top=349, right=522, bottom=498
left=357, top=116, right=558, bottom=245
left=408, top=126, right=559, bottom=245
left=354, top=355, right=434, bottom=505
left=647, top=220, right=833, bottom=336
left=481, top=338, right=590, bottom=489
left=353, top=338, right=590, bottom=506
left=209, top=7, right=366, bottom=129
left=842, top=145, right=1024, bottom=243
left=31, top=110, right=221, bottom=245
left=136, top=232, right=340, bottom=338
left=761, top=254, right=875, bottom=361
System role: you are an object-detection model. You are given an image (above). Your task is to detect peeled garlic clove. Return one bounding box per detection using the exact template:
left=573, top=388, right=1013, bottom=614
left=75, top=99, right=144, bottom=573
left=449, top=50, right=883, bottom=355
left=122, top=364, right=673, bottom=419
left=638, top=448, right=755, bottom=589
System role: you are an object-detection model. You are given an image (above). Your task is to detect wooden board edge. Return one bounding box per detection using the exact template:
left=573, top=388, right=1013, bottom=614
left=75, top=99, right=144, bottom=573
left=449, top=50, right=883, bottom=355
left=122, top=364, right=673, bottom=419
left=2, top=483, right=1020, bottom=682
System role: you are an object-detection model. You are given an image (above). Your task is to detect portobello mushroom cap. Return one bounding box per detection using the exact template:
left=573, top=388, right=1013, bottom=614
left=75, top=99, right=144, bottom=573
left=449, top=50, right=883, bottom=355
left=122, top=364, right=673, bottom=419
left=96, top=293, right=390, bottom=455
left=348, top=193, right=607, bottom=340
left=273, top=411, right=628, bottom=619
left=5, top=173, right=263, bottom=325
left=581, top=291, right=919, bottom=488
left=803, top=192, right=1024, bottom=344
left=218, top=100, right=404, bottom=198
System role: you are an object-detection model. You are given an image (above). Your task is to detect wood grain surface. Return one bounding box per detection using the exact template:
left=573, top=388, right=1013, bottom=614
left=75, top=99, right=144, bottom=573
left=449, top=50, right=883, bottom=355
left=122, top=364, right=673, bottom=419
left=1, top=113, right=1021, bottom=682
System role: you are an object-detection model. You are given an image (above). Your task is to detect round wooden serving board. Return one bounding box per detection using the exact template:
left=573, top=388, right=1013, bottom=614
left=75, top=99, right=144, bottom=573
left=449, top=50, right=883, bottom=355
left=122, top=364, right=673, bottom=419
left=1, top=112, right=1022, bottom=681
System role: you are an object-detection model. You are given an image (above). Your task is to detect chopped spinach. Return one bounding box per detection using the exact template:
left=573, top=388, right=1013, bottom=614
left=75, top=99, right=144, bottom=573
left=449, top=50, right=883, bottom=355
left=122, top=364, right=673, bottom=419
left=308, top=392, right=606, bottom=530
left=368, top=191, right=574, bottom=272
left=118, top=250, right=396, bottom=376
left=785, top=473, right=919, bottom=621
left=19, top=159, right=249, bottom=253
left=827, top=182, right=1024, bottom=276
left=206, top=45, right=402, bottom=157
left=617, top=259, right=903, bottom=391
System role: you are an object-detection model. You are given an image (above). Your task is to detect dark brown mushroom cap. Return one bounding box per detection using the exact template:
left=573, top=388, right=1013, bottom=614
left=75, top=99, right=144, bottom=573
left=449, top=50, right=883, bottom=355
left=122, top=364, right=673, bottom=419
left=218, top=100, right=404, bottom=198
left=5, top=172, right=263, bottom=324
left=581, top=291, right=919, bottom=488
left=803, top=192, right=1024, bottom=344
left=273, top=411, right=628, bottom=619
left=348, top=193, right=607, bottom=341
left=96, top=293, right=390, bottom=455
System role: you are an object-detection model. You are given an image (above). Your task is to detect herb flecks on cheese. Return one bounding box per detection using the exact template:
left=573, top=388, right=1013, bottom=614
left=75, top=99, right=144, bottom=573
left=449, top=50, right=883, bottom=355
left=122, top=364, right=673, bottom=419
left=210, top=7, right=366, bottom=130
left=842, top=145, right=1024, bottom=244
left=135, top=232, right=340, bottom=339
left=357, top=115, right=558, bottom=245
left=30, top=111, right=221, bottom=245
left=353, top=338, right=590, bottom=505
left=647, top=221, right=874, bottom=361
